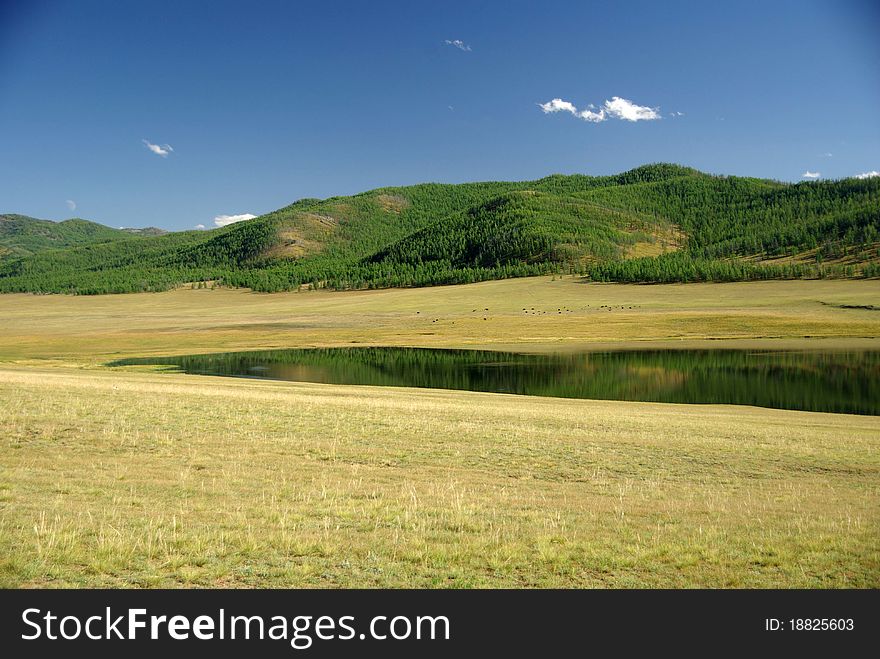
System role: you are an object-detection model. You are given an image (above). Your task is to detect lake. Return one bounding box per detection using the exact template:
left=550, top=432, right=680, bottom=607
left=110, top=347, right=880, bottom=415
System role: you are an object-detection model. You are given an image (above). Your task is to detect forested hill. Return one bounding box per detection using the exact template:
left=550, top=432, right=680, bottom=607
left=1, top=164, right=878, bottom=294
left=0, top=214, right=166, bottom=260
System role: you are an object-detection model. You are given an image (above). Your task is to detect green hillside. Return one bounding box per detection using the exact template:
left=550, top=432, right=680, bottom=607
left=0, top=215, right=124, bottom=259
left=1, top=164, right=878, bottom=294
left=0, top=214, right=166, bottom=260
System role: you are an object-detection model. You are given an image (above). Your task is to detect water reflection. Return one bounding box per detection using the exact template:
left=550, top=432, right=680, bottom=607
left=110, top=347, right=880, bottom=415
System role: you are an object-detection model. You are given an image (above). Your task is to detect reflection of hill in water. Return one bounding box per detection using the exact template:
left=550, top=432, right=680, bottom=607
left=110, top=348, right=880, bottom=416
left=621, top=366, right=688, bottom=393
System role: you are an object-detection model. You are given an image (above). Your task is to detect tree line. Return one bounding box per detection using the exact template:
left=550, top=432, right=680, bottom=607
left=0, top=164, right=876, bottom=294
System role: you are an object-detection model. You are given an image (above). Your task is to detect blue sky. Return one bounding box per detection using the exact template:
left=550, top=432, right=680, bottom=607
left=1, top=0, right=878, bottom=230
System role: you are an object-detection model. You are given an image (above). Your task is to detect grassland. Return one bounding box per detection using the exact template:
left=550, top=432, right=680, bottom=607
left=1, top=277, right=879, bottom=363
left=1, top=276, right=879, bottom=587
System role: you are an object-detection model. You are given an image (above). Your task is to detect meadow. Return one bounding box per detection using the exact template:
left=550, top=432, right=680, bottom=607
left=1, top=276, right=879, bottom=587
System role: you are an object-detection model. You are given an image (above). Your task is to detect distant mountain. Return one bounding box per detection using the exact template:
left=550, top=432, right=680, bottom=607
left=1, top=164, right=877, bottom=294
left=119, top=227, right=168, bottom=237
left=0, top=214, right=163, bottom=259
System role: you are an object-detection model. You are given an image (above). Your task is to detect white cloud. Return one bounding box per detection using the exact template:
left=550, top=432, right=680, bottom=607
left=603, top=96, right=661, bottom=122
left=855, top=170, right=880, bottom=179
left=195, top=224, right=206, bottom=229
left=142, top=139, right=173, bottom=157
left=669, top=111, right=684, bottom=117
left=539, top=98, right=607, bottom=122
left=444, top=39, right=471, bottom=52
left=214, top=213, right=257, bottom=227
left=65, top=199, right=76, bottom=211
left=539, top=98, right=578, bottom=115
left=802, top=171, right=821, bottom=179
left=578, top=108, right=606, bottom=123
left=538, top=96, right=663, bottom=124
left=821, top=152, right=833, bottom=158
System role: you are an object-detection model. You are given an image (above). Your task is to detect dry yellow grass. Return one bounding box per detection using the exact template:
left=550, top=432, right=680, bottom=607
left=1, top=366, right=878, bottom=588
left=0, top=276, right=878, bottom=364
left=0, top=277, right=878, bottom=587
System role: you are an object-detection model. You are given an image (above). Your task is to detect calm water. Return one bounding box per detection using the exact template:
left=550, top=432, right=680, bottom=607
left=111, top=347, right=880, bottom=415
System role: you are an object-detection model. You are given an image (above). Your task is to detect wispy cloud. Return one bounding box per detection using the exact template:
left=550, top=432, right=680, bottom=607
left=802, top=171, right=821, bottom=179
left=669, top=111, right=684, bottom=117
left=539, top=98, right=578, bottom=115
left=195, top=224, right=206, bottom=229
left=538, top=98, right=606, bottom=122
left=539, top=96, right=663, bottom=124
left=444, top=39, right=471, bottom=52
left=214, top=213, right=257, bottom=227
left=820, top=152, right=833, bottom=158
left=578, top=108, right=606, bottom=123
left=142, top=139, right=173, bottom=157
left=65, top=199, right=76, bottom=212
left=855, top=170, right=879, bottom=179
